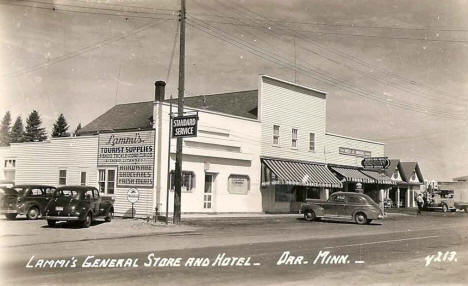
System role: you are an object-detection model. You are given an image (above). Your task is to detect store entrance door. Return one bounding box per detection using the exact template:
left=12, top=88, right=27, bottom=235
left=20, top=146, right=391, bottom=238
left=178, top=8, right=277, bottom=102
left=204, top=173, right=215, bottom=210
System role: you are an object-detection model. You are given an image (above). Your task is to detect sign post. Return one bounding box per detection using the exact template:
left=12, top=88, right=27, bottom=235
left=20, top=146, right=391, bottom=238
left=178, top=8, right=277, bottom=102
left=127, top=188, right=140, bottom=218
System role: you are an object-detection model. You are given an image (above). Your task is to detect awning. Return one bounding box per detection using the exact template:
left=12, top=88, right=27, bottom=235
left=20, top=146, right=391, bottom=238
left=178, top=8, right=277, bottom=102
left=262, top=158, right=342, bottom=188
left=330, top=167, right=375, bottom=184
left=361, top=170, right=396, bottom=185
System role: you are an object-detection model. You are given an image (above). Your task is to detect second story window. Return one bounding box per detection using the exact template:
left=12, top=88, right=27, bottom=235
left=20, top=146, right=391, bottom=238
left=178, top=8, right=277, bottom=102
left=291, top=128, right=298, bottom=148
left=309, top=133, right=315, bottom=152
left=59, top=170, right=67, bottom=185
left=273, top=125, right=280, bottom=145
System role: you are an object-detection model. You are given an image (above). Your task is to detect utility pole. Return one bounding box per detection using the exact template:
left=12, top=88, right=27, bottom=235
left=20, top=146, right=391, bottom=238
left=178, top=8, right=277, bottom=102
left=173, top=0, right=185, bottom=224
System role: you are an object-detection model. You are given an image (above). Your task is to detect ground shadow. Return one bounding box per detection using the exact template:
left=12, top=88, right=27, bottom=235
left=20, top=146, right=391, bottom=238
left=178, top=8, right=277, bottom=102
left=296, top=217, right=382, bottom=226
left=41, top=220, right=107, bottom=229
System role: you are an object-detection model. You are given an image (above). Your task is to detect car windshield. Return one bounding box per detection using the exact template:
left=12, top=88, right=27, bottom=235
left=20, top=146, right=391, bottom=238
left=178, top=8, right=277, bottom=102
left=0, top=188, right=18, bottom=196
left=55, top=189, right=81, bottom=199
left=13, top=187, right=27, bottom=196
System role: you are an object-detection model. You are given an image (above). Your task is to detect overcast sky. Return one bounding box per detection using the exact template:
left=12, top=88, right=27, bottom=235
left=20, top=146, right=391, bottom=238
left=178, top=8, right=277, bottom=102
left=0, top=0, right=467, bottom=180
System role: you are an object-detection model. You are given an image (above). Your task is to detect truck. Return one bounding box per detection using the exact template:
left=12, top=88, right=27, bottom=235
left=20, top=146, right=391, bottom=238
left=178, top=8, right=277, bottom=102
left=423, top=189, right=456, bottom=212
left=439, top=181, right=468, bottom=212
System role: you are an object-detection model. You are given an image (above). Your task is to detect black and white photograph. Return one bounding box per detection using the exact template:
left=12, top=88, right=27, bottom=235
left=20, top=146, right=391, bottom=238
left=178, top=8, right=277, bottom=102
left=0, top=0, right=467, bottom=285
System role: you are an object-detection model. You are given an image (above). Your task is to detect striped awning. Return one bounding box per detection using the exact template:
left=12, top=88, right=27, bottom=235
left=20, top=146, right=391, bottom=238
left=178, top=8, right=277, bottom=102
left=330, top=167, right=375, bottom=183
left=262, top=159, right=342, bottom=188
left=362, top=170, right=396, bottom=185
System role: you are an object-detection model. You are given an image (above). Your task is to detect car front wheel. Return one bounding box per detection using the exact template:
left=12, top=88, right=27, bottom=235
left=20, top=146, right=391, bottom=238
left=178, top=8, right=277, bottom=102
left=355, top=212, right=368, bottom=225
left=304, top=211, right=316, bottom=221
left=27, top=207, right=40, bottom=220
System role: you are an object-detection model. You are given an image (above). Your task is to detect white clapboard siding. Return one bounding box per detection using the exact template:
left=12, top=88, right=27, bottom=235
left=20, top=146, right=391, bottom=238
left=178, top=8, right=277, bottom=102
left=324, top=133, right=384, bottom=166
left=113, top=187, right=154, bottom=218
left=259, top=75, right=327, bottom=162
left=7, top=136, right=98, bottom=186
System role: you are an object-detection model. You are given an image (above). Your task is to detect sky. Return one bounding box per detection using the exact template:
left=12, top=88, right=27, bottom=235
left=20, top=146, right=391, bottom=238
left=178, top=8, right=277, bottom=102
left=0, top=0, right=467, bottom=181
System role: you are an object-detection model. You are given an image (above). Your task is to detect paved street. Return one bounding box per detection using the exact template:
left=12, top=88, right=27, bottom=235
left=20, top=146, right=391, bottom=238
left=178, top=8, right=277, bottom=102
left=1, top=212, right=467, bottom=285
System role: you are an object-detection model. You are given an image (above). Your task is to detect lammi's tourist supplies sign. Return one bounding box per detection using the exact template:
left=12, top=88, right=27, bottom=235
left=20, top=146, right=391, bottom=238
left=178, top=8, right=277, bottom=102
left=172, top=115, right=198, bottom=138
left=98, top=130, right=155, bottom=188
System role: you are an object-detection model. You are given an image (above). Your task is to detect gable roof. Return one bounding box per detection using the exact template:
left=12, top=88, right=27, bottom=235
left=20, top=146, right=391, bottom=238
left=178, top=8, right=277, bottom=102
left=400, top=162, right=424, bottom=184
left=384, top=159, right=402, bottom=178
left=166, top=90, right=258, bottom=119
left=77, top=101, right=154, bottom=135
left=454, top=175, right=468, bottom=182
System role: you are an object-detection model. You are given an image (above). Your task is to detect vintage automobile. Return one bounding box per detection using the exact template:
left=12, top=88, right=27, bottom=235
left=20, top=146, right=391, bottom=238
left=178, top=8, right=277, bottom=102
left=423, top=189, right=457, bottom=212
left=44, top=186, right=114, bottom=228
left=300, top=192, right=384, bottom=225
left=0, top=185, right=56, bottom=220
left=0, top=187, right=19, bottom=219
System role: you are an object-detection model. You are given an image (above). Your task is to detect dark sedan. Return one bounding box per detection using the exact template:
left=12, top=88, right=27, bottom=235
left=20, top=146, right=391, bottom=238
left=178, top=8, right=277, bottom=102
left=45, top=186, right=114, bottom=228
left=300, top=192, right=384, bottom=224
left=0, top=185, right=56, bottom=220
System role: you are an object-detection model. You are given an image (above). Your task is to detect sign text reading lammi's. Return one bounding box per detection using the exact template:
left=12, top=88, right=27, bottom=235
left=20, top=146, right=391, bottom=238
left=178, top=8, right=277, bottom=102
left=172, top=115, right=198, bottom=138
left=98, top=131, right=155, bottom=188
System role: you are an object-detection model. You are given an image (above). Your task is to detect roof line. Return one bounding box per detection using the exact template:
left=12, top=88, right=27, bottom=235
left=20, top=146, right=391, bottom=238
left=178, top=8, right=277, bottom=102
left=260, top=74, right=327, bottom=95
left=160, top=102, right=260, bottom=122
left=176, top=89, right=258, bottom=99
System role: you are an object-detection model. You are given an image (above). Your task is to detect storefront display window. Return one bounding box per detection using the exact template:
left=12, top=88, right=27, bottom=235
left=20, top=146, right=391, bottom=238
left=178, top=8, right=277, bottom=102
left=228, top=175, right=250, bottom=195
left=170, top=171, right=195, bottom=192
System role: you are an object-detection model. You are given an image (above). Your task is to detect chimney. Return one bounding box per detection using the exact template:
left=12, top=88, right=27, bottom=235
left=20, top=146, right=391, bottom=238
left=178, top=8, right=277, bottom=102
left=154, top=81, right=166, bottom=102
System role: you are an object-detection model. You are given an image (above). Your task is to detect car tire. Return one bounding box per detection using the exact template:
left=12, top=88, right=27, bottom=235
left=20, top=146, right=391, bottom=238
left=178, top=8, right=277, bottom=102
left=82, top=213, right=92, bottom=228
left=105, top=209, right=113, bottom=222
left=5, top=213, right=17, bottom=220
left=47, top=220, right=56, bottom=227
left=355, top=212, right=368, bottom=225
left=442, top=204, right=448, bottom=213
left=304, top=211, right=316, bottom=221
left=26, top=207, right=40, bottom=220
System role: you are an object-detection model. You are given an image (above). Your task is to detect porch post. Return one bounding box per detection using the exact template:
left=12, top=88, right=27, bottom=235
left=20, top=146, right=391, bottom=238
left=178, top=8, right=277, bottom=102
left=396, top=187, right=400, bottom=208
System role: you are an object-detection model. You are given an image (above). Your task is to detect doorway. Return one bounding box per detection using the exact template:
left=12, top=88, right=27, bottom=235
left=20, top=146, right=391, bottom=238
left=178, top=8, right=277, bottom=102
left=204, top=173, right=216, bottom=209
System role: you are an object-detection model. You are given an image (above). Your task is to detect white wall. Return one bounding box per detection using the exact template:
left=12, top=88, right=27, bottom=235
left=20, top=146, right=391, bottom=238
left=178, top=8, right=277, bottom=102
left=324, top=133, right=385, bottom=167
left=259, top=75, right=327, bottom=162
left=155, top=103, right=263, bottom=214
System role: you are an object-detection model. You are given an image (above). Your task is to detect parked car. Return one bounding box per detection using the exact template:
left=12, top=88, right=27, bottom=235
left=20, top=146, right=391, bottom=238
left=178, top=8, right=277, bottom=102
left=0, top=187, right=19, bottom=220
left=44, top=186, right=114, bottom=228
left=0, top=185, right=56, bottom=220
left=300, top=192, right=384, bottom=225
left=423, top=190, right=457, bottom=212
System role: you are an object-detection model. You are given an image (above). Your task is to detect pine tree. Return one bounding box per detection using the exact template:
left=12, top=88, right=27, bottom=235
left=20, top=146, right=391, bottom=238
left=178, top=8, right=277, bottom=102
left=51, top=113, right=70, bottom=137
left=0, top=111, right=11, bottom=146
left=24, top=110, right=47, bottom=142
left=73, top=123, right=82, bottom=136
left=10, top=116, right=24, bottom=143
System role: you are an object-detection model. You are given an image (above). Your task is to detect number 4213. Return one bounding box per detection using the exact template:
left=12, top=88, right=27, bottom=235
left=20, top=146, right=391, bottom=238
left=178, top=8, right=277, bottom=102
left=425, top=251, right=457, bottom=267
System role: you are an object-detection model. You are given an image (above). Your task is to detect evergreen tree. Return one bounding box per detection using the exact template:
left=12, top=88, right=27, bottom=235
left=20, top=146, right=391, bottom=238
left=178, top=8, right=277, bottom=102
left=51, top=113, right=70, bottom=137
left=10, top=116, right=25, bottom=143
left=0, top=111, right=11, bottom=146
left=73, top=123, right=82, bottom=136
left=24, top=110, right=47, bottom=142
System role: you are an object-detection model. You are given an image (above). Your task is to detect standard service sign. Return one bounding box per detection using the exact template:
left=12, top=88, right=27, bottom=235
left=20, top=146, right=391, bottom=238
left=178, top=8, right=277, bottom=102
left=127, top=188, right=140, bottom=204
left=172, top=115, right=198, bottom=138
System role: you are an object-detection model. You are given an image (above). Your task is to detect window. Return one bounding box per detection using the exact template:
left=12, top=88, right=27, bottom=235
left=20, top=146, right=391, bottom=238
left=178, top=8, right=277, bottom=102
left=170, top=171, right=196, bottom=191
left=309, top=133, right=315, bottom=152
left=59, top=170, right=67, bottom=185
left=275, top=186, right=293, bottom=202
left=98, top=169, right=116, bottom=194
left=291, top=128, right=298, bottom=148
left=30, top=188, right=43, bottom=196
left=228, top=175, right=250, bottom=195
left=393, top=170, right=399, bottom=179
left=93, top=188, right=100, bottom=198
left=347, top=195, right=366, bottom=204
left=331, top=194, right=345, bottom=203
left=4, top=160, right=15, bottom=168
left=273, top=125, right=280, bottom=145
left=45, top=188, right=55, bottom=196
left=306, top=187, right=321, bottom=200
left=411, top=173, right=416, bottom=181
left=80, top=172, right=87, bottom=186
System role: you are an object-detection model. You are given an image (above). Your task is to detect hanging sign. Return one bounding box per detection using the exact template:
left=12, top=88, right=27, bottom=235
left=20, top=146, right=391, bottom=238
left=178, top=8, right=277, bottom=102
left=361, top=157, right=391, bottom=169
left=172, top=115, right=198, bottom=138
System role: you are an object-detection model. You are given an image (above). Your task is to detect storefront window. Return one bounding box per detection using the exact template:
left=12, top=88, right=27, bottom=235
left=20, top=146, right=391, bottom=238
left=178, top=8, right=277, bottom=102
left=98, top=169, right=116, bottom=194
left=306, top=187, right=321, bottom=199
left=170, top=171, right=195, bottom=191
left=228, top=175, right=250, bottom=195
left=275, top=186, right=292, bottom=202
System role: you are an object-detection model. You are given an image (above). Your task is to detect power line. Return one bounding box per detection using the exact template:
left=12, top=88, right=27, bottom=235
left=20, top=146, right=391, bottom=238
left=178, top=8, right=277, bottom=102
left=187, top=17, right=467, bottom=120
left=211, top=2, right=468, bottom=106
left=1, top=21, right=166, bottom=78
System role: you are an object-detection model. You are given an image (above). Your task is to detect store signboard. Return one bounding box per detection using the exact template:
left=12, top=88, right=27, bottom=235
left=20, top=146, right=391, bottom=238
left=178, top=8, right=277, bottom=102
left=172, top=115, right=198, bottom=138
left=339, top=147, right=371, bottom=158
left=361, top=157, right=391, bottom=169
left=98, top=130, right=155, bottom=188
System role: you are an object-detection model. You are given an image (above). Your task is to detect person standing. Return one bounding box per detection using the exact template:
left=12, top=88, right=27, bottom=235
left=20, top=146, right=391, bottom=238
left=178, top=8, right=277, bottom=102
left=416, top=193, right=424, bottom=215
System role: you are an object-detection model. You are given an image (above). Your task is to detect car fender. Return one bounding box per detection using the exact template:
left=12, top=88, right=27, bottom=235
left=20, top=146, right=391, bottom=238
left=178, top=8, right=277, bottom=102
left=352, top=208, right=378, bottom=220
left=20, top=202, right=41, bottom=214
left=302, top=204, right=325, bottom=217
